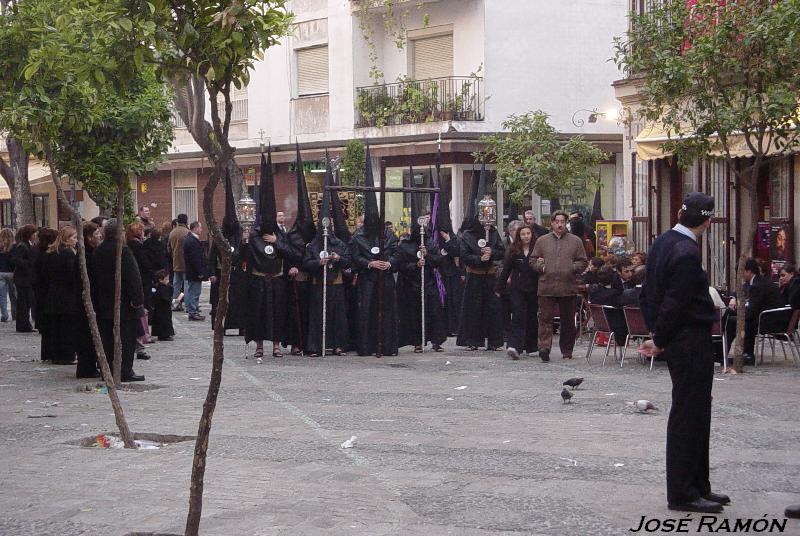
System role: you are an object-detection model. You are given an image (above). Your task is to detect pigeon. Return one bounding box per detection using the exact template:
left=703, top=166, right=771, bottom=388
left=635, top=400, right=658, bottom=413
left=561, top=388, right=573, bottom=404
left=563, top=377, right=584, bottom=390
left=340, top=435, right=357, bottom=449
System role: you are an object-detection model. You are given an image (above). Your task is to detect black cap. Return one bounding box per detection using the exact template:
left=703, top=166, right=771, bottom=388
left=681, top=192, right=715, bottom=219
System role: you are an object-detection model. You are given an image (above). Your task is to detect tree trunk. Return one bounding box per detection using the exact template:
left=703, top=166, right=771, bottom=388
left=0, top=136, right=34, bottom=228
left=47, top=167, right=135, bottom=448
left=730, top=161, right=761, bottom=373
left=112, top=177, right=125, bottom=384
left=184, top=159, right=232, bottom=536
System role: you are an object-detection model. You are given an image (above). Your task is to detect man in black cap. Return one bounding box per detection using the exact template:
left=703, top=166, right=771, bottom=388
left=639, top=192, right=729, bottom=514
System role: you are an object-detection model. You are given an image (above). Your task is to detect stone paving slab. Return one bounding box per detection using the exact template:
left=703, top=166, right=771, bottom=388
left=1, top=293, right=799, bottom=535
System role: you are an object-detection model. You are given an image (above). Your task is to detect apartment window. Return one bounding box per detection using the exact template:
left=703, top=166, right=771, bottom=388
left=412, top=33, right=453, bottom=80
left=769, top=158, right=790, bottom=219
left=173, top=169, right=198, bottom=223
left=33, top=194, right=49, bottom=227
left=216, top=85, right=248, bottom=123
left=0, top=199, right=11, bottom=227
left=296, top=46, right=329, bottom=96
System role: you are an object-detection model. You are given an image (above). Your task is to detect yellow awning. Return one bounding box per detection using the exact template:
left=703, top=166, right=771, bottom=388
left=635, top=123, right=794, bottom=161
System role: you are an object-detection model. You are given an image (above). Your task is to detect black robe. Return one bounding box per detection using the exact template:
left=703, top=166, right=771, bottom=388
left=436, top=235, right=464, bottom=336
left=282, top=229, right=311, bottom=350
left=302, top=235, right=351, bottom=354
left=394, top=235, right=448, bottom=348
left=150, top=282, right=175, bottom=339
left=349, top=231, right=399, bottom=356
left=456, top=225, right=505, bottom=348
left=243, top=231, right=291, bottom=344
left=208, top=243, right=247, bottom=331
left=40, top=247, right=81, bottom=363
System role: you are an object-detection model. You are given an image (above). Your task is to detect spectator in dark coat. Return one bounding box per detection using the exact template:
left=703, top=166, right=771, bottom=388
left=743, top=258, right=786, bottom=357
left=182, top=221, right=207, bottom=321
left=12, top=224, right=38, bottom=332
left=622, top=265, right=646, bottom=306
left=40, top=227, right=81, bottom=365
left=91, top=219, right=145, bottom=382
left=589, top=266, right=628, bottom=343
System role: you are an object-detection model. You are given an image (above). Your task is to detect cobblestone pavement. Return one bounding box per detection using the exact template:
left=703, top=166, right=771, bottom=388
left=1, top=290, right=799, bottom=536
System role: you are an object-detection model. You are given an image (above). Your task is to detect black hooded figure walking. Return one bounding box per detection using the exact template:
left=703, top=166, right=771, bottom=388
left=456, top=163, right=505, bottom=350
left=209, top=169, right=247, bottom=332
left=302, top=163, right=352, bottom=356
left=244, top=147, right=292, bottom=362
left=283, top=143, right=317, bottom=355
left=432, top=153, right=463, bottom=336
left=349, top=145, right=400, bottom=356
left=394, top=177, right=447, bottom=352
left=638, top=193, right=729, bottom=514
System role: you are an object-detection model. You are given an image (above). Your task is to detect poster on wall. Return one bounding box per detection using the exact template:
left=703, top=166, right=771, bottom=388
left=754, top=222, right=770, bottom=261
left=770, top=222, right=790, bottom=263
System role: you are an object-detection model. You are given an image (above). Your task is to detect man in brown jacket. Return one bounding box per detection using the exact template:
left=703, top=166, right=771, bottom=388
left=168, top=213, right=191, bottom=310
left=531, top=210, right=588, bottom=361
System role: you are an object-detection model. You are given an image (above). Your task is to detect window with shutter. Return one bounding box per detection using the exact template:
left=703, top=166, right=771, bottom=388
left=173, top=169, right=198, bottom=222
left=296, top=46, right=329, bottom=96
left=412, top=34, right=453, bottom=80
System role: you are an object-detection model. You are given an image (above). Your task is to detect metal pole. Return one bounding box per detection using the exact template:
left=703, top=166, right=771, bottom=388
left=322, top=219, right=329, bottom=358
left=376, top=160, right=387, bottom=358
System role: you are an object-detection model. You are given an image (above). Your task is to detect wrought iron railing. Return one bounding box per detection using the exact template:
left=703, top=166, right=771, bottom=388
left=355, top=76, right=484, bottom=128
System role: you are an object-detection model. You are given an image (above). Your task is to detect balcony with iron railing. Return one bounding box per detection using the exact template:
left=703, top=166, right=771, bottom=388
left=354, top=76, right=484, bottom=128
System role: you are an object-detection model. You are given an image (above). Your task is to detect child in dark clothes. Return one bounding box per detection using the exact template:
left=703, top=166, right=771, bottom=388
left=150, top=269, right=174, bottom=341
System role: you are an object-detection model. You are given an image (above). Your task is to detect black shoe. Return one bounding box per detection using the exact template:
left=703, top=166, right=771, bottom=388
left=76, top=370, right=101, bottom=379
left=159, top=336, right=174, bottom=341
left=703, top=492, right=730, bottom=505
left=136, top=352, right=151, bottom=360
left=539, top=349, right=550, bottom=362
left=743, top=353, right=755, bottom=366
left=785, top=505, right=800, bottom=519
left=121, top=373, right=145, bottom=382
left=668, top=498, right=723, bottom=513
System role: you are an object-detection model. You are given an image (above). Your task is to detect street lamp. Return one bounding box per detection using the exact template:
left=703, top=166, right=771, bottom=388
left=571, top=108, right=625, bottom=127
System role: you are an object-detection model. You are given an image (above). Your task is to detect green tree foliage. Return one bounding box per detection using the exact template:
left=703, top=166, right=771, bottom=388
left=614, top=0, right=800, bottom=373
left=480, top=111, right=607, bottom=204
left=341, top=139, right=366, bottom=215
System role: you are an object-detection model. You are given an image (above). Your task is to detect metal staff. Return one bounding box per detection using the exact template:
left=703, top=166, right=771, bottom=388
left=321, top=217, right=330, bottom=358
left=418, top=216, right=427, bottom=352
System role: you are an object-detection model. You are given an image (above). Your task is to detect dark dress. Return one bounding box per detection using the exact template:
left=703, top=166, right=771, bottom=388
left=437, top=235, right=464, bottom=336
left=33, top=245, right=54, bottom=359
left=282, top=229, right=311, bottom=351
left=302, top=235, right=351, bottom=355
left=208, top=243, right=247, bottom=330
left=150, top=282, right=175, bottom=340
left=40, top=247, right=81, bottom=363
left=496, top=247, right=539, bottom=354
left=12, top=242, right=37, bottom=333
left=349, top=230, right=399, bottom=356
left=243, top=231, right=291, bottom=344
left=394, top=235, right=448, bottom=349
left=456, top=226, right=505, bottom=349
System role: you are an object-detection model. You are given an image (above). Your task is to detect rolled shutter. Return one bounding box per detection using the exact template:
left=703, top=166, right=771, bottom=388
left=413, top=34, right=453, bottom=80
left=297, top=46, right=329, bottom=96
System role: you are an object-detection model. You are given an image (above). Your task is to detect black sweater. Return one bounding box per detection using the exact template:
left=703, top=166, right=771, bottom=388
left=639, top=229, right=716, bottom=348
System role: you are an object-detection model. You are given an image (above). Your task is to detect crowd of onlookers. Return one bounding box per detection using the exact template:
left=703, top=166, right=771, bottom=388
left=0, top=205, right=217, bottom=381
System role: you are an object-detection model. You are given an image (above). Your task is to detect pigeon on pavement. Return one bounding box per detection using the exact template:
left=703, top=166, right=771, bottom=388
left=340, top=435, right=357, bottom=449
left=635, top=400, right=658, bottom=413
left=561, top=388, right=573, bottom=404
left=563, top=377, right=584, bottom=390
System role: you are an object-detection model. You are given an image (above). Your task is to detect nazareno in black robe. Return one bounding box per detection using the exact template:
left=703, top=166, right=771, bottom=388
left=456, top=223, right=505, bottom=349
left=302, top=234, right=351, bottom=355
left=208, top=242, right=247, bottom=331
left=393, top=234, right=448, bottom=349
left=243, top=230, right=291, bottom=344
left=281, top=228, right=311, bottom=351
left=349, top=230, right=399, bottom=356
left=436, top=234, right=464, bottom=336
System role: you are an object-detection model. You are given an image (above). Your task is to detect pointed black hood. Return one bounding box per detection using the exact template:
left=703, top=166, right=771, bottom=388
left=292, top=142, right=316, bottom=243
left=257, top=146, right=277, bottom=234
left=432, top=150, right=453, bottom=234
left=222, top=168, right=241, bottom=250
left=408, top=164, right=424, bottom=241
left=328, top=151, right=351, bottom=243
left=316, top=161, right=333, bottom=238
left=362, top=144, right=382, bottom=240
left=460, top=164, right=481, bottom=232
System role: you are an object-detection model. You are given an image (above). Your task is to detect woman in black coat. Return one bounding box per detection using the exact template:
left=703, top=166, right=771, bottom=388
left=33, top=228, right=58, bottom=360
left=40, top=227, right=81, bottom=365
left=496, top=225, right=539, bottom=359
left=11, top=224, right=38, bottom=333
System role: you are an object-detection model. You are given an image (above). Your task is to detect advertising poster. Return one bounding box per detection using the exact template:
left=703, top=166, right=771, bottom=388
left=770, top=222, right=790, bottom=263
left=754, top=222, right=770, bottom=261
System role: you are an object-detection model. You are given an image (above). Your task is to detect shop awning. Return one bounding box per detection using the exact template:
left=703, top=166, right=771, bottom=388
left=635, top=122, right=796, bottom=161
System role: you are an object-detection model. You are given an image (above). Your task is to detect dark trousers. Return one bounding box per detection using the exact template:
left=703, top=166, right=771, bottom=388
left=98, top=317, right=137, bottom=378
left=15, top=285, right=34, bottom=332
left=75, top=314, right=98, bottom=376
left=664, top=327, right=714, bottom=505
left=508, top=290, right=538, bottom=353
left=538, top=295, right=577, bottom=357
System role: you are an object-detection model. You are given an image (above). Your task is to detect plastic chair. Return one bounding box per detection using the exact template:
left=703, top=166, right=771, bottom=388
left=621, top=306, right=652, bottom=369
left=586, top=303, right=619, bottom=366
left=756, top=306, right=793, bottom=365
